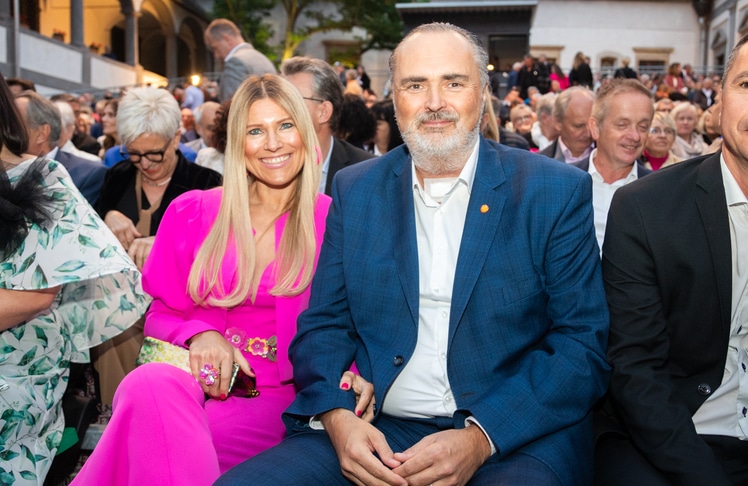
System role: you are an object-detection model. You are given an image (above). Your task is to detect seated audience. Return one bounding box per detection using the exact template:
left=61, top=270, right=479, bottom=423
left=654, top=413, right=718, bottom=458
left=218, top=22, right=609, bottom=486
left=196, top=100, right=230, bottom=175
left=0, top=72, right=148, bottom=485
left=700, top=93, right=723, bottom=155
left=484, top=95, right=530, bottom=150
left=540, top=86, right=595, bottom=163
left=369, top=99, right=404, bottom=155
left=335, top=93, right=377, bottom=150
left=571, top=79, right=654, bottom=253
left=97, top=99, right=119, bottom=158
left=531, top=92, right=558, bottom=150
left=509, top=103, right=538, bottom=149
left=670, top=101, right=706, bottom=159
left=92, top=87, right=223, bottom=407
left=641, top=112, right=681, bottom=170
left=14, top=91, right=107, bottom=206
left=72, top=74, right=370, bottom=485
left=595, top=34, right=748, bottom=485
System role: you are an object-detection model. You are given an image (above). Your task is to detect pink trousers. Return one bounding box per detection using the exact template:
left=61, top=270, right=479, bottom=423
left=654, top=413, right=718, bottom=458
left=71, top=363, right=295, bottom=486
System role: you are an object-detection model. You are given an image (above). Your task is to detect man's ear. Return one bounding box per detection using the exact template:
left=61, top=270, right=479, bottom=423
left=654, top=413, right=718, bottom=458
left=317, top=100, right=333, bottom=125
left=588, top=117, right=600, bottom=142
left=38, top=123, right=52, bottom=147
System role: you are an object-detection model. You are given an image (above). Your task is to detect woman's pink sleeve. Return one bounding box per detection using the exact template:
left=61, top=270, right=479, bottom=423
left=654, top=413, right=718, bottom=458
left=142, top=191, right=227, bottom=347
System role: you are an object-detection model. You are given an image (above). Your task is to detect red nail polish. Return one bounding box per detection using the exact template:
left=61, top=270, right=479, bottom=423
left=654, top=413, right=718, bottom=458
left=220, top=393, right=227, bottom=400
left=356, top=410, right=362, bottom=417
left=341, top=383, right=350, bottom=390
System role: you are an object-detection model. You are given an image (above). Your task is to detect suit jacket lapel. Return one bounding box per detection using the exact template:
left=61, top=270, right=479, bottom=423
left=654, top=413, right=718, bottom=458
left=326, top=139, right=346, bottom=193
left=449, top=140, right=507, bottom=339
left=695, top=153, right=733, bottom=336
left=388, top=152, right=420, bottom=327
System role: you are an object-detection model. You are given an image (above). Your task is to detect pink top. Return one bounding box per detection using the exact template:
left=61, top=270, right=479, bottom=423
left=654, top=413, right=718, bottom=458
left=142, top=187, right=331, bottom=384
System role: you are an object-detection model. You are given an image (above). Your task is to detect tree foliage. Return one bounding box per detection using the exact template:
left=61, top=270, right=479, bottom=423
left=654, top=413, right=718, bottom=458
left=212, top=0, right=407, bottom=62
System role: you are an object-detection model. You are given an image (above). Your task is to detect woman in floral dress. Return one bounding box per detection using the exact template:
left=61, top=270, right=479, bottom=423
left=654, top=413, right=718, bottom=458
left=0, top=73, right=150, bottom=485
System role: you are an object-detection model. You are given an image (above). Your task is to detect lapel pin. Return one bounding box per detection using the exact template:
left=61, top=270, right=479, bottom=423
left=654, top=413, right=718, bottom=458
left=480, top=204, right=489, bottom=213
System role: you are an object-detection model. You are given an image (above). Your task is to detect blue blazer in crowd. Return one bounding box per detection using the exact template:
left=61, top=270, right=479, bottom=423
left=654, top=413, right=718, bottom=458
left=285, top=137, right=611, bottom=484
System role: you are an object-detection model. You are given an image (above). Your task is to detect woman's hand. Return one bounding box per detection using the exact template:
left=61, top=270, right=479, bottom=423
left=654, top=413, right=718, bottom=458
left=188, top=330, right=253, bottom=399
left=128, top=236, right=155, bottom=270
left=340, top=371, right=375, bottom=422
left=104, top=210, right=142, bottom=250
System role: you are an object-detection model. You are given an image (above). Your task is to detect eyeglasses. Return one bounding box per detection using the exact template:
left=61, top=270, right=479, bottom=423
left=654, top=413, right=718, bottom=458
left=649, top=127, right=675, bottom=136
left=512, top=114, right=533, bottom=124
left=121, top=139, right=172, bottom=164
left=303, top=96, right=325, bottom=103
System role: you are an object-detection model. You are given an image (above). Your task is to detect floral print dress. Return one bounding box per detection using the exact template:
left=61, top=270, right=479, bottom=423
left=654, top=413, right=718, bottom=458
left=0, top=159, right=151, bottom=485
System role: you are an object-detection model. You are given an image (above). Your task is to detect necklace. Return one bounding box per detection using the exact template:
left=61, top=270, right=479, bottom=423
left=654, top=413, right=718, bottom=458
left=141, top=174, right=172, bottom=187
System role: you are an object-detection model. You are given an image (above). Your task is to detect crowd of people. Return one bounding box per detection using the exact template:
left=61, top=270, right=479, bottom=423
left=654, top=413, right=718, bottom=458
left=1, top=16, right=747, bottom=486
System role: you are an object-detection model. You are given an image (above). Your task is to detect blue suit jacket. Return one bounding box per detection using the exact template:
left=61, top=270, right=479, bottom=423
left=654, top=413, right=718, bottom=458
left=54, top=149, right=107, bottom=206
left=286, top=137, right=610, bottom=483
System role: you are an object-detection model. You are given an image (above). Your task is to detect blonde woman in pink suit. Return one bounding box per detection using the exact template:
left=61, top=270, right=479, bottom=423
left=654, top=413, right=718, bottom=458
left=72, top=75, right=371, bottom=485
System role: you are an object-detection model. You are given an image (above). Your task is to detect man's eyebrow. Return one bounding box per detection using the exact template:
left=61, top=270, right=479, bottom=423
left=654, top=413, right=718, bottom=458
left=398, top=73, right=470, bottom=85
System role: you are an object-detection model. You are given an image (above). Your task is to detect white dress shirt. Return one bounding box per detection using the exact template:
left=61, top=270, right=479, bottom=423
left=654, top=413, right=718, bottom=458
left=381, top=141, right=478, bottom=418
left=318, top=136, right=334, bottom=194
left=692, top=157, right=748, bottom=439
left=587, top=149, right=639, bottom=254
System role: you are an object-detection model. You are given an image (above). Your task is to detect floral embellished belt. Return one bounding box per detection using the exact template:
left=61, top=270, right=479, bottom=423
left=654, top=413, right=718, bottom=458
left=225, top=328, right=277, bottom=362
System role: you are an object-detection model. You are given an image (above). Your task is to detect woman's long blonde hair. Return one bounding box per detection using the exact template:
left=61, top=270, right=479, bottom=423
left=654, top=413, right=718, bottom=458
left=188, top=74, right=321, bottom=307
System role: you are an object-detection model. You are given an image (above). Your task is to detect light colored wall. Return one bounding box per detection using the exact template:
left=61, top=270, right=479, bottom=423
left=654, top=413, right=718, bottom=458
left=531, top=0, right=700, bottom=70
left=21, top=31, right=83, bottom=83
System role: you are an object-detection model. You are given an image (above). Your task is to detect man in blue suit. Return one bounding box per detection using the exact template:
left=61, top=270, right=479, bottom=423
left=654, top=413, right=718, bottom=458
left=218, top=22, right=609, bottom=485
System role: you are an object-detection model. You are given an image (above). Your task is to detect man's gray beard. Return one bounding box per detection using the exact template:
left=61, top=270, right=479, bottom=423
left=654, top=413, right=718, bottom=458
left=402, top=114, right=480, bottom=175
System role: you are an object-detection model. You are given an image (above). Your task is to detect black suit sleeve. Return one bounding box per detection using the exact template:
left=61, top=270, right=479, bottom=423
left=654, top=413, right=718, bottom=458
left=601, top=189, right=730, bottom=485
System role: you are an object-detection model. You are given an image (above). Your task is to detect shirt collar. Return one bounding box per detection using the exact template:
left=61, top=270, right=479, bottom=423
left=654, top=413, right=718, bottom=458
left=558, top=137, right=593, bottom=163
left=588, top=148, right=639, bottom=184
left=225, top=42, right=250, bottom=62
left=721, top=154, right=748, bottom=207
left=411, top=137, right=480, bottom=197
left=46, top=146, right=59, bottom=161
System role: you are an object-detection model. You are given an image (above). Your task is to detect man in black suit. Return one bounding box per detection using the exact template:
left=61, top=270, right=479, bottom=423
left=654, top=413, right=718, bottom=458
left=570, top=79, right=653, bottom=253
left=595, top=34, right=748, bottom=485
left=15, top=91, right=106, bottom=206
left=281, top=56, right=373, bottom=195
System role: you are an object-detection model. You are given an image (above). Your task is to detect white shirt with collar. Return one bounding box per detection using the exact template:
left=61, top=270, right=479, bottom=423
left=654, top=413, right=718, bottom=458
left=61, top=140, right=102, bottom=163
left=587, top=148, right=639, bottom=254
left=318, top=136, right=334, bottom=194
left=558, top=137, right=593, bottom=164
left=382, top=139, right=496, bottom=454
left=692, top=156, right=748, bottom=439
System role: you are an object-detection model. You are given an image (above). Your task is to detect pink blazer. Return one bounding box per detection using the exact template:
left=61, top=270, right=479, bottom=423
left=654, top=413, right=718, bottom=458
left=142, top=187, right=331, bottom=383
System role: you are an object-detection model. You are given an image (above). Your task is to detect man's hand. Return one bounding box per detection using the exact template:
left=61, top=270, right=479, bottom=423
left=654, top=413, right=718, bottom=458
left=391, top=426, right=492, bottom=486
left=320, top=408, right=407, bottom=486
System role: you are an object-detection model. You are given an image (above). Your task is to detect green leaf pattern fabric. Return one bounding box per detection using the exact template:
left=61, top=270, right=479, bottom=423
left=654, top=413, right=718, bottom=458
left=0, top=160, right=151, bottom=485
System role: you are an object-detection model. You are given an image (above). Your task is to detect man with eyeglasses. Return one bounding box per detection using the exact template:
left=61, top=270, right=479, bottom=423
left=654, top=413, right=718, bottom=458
left=280, top=57, right=373, bottom=195
left=570, top=79, right=654, bottom=254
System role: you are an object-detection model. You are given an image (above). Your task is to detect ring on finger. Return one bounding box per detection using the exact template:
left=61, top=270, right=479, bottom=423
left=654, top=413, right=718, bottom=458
left=199, top=363, right=220, bottom=386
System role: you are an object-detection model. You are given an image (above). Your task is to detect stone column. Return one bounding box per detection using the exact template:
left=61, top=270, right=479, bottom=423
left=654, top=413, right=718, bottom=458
left=124, top=8, right=139, bottom=66
left=70, top=0, right=84, bottom=47
left=165, top=33, right=178, bottom=80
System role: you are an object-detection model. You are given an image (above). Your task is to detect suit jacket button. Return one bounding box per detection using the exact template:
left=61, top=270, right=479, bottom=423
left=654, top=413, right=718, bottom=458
left=697, top=383, right=712, bottom=396
left=393, top=355, right=404, bottom=366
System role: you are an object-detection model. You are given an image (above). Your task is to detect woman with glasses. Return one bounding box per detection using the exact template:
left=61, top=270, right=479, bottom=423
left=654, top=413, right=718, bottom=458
left=642, top=112, right=682, bottom=170
left=93, top=87, right=222, bottom=408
